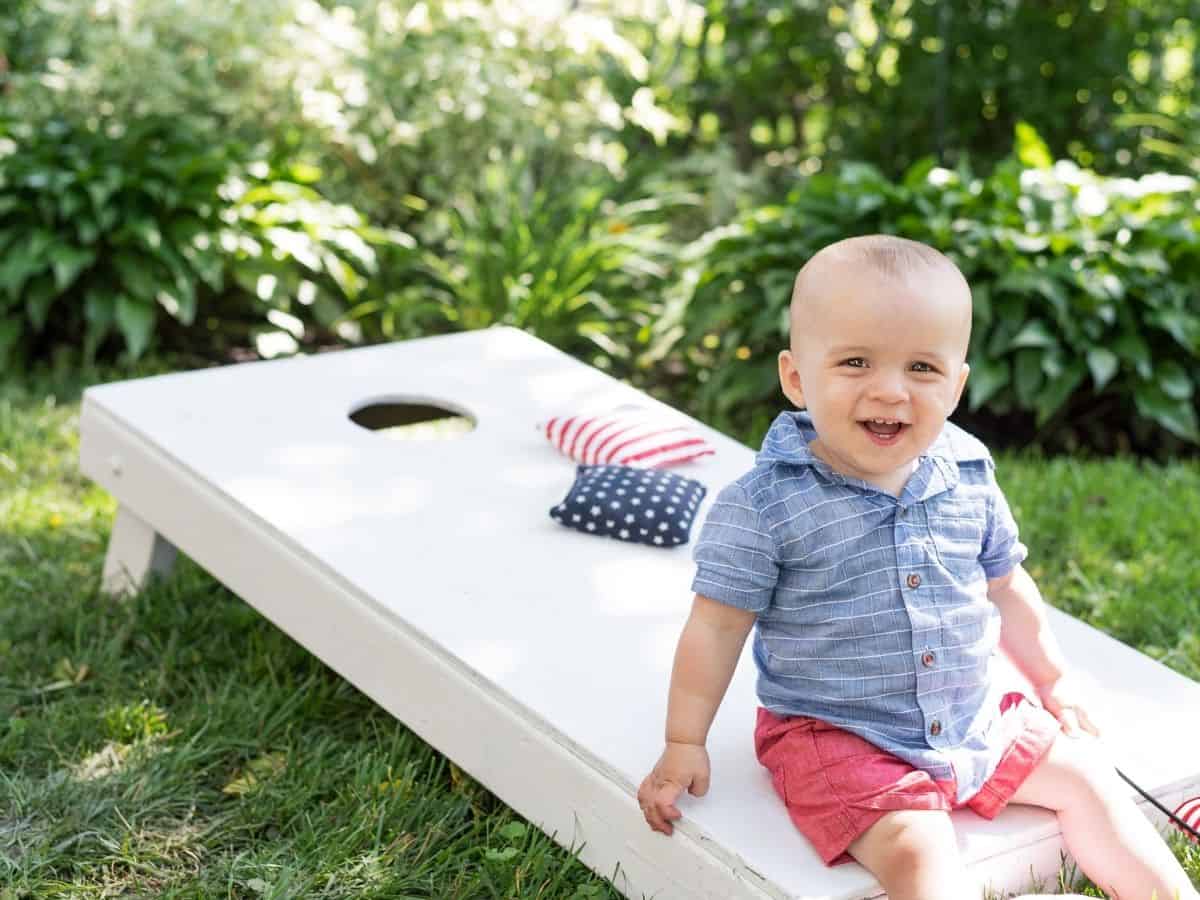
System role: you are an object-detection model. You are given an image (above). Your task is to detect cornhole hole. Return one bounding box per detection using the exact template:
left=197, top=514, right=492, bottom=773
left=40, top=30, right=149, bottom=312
left=78, top=326, right=1200, bottom=899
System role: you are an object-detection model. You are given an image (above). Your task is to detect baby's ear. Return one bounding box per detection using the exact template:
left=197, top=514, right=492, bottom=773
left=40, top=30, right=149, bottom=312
left=951, top=362, right=970, bottom=411
left=778, top=349, right=806, bottom=408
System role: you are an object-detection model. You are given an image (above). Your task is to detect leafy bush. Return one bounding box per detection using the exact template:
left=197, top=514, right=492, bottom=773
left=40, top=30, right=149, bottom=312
left=1, top=0, right=304, bottom=148
left=664, top=124, right=1200, bottom=453
left=642, top=0, right=1198, bottom=179
left=273, top=0, right=683, bottom=233
left=0, top=113, right=409, bottom=369
left=342, top=153, right=689, bottom=381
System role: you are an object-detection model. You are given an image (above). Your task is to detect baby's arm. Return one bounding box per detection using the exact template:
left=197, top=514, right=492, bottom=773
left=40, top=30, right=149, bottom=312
left=988, top=564, right=1099, bottom=736
left=638, top=593, right=756, bottom=835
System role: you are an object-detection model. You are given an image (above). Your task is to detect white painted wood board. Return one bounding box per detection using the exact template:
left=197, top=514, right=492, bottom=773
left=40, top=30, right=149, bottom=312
left=78, top=325, right=1200, bottom=899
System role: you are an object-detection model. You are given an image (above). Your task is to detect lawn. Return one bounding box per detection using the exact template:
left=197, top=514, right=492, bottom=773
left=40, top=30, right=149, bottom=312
left=1, top=363, right=1198, bottom=899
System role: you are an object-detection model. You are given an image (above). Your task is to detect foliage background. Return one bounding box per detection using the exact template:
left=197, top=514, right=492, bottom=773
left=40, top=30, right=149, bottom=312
left=3, top=3, right=1200, bottom=898
left=4, top=0, right=1199, bottom=453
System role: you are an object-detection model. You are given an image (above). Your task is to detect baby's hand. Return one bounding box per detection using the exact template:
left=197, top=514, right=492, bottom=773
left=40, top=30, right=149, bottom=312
left=637, top=741, right=711, bottom=835
left=1037, top=675, right=1100, bottom=738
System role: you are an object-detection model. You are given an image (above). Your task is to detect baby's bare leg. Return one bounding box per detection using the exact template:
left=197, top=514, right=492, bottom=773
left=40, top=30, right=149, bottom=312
left=1009, top=736, right=1200, bottom=900
left=847, top=809, right=983, bottom=900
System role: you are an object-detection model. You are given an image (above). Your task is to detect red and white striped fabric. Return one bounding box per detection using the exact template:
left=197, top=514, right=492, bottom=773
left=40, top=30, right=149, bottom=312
left=1174, top=795, right=1200, bottom=842
left=539, top=407, right=715, bottom=468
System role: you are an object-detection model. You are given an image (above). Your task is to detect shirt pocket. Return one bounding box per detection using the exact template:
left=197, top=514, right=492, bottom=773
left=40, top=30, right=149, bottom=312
left=929, top=514, right=986, bottom=582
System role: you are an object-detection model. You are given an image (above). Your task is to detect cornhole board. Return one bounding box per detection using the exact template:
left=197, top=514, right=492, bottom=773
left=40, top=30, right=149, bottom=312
left=78, top=325, right=1200, bottom=899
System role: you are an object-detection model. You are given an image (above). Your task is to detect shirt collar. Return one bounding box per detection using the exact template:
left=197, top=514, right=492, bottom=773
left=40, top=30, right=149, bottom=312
left=756, top=410, right=988, bottom=503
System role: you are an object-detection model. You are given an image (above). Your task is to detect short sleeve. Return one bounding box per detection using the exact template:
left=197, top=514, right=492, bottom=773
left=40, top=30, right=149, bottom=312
left=979, top=464, right=1028, bottom=580
left=690, top=480, right=779, bottom=613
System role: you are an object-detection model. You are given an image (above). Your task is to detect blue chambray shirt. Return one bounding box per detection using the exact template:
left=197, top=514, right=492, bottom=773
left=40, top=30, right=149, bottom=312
left=692, top=410, right=1028, bottom=803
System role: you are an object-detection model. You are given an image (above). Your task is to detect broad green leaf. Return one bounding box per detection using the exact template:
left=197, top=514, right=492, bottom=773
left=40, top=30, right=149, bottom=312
left=1035, top=361, right=1086, bottom=426
left=83, top=290, right=115, bottom=363
left=84, top=289, right=115, bottom=330
left=0, top=229, right=53, bottom=298
left=288, top=162, right=323, bottom=184
left=485, top=846, right=519, bottom=863
left=1133, top=381, right=1200, bottom=443
left=1157, top=360, right=1193, bottom=400
left=1148, top=309, right=1200, bottom=353
left=114, top=296, right=155, bottom=360
left=1010, top=321, right=1059, bottom=350
left=1013, top=348, right=1045, bottom=406
left=1015, top=121, right=1053, bottom=169
left=972, top=283, right=992, bottom=327
left=24, top=275, right=56, bottom=332
left=1113, top=333, right=1153, bottom=379
left=498, top=821, right=527, bottom=841
left=967, top=353, right=1009, bottom=411
left=1086, top=347, right=1119, bottom=391
left=112, top=251, right=160, bottom=302
left=49, top=245, right=96, bottom=292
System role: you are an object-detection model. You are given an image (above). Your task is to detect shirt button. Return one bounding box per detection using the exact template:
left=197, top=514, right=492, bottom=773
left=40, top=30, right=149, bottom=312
left=921, top=651, right=936, bottom=667
left=906, top=573, right=922, bottom=589
left=929, top=719, right=942, bottom=737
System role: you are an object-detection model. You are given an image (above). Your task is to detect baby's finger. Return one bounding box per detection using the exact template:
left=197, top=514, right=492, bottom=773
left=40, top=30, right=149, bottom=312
left=653, top=778, right=685, bottom=811
left=1056, top=706, right=1081, bottom=737
left=636, top=772, right=656, bottom=808
left=641, top=800, right=669, bottom=834
left=642, top=795, right=682, bottom=835
left=1075, top=706, right=1101, bottom=736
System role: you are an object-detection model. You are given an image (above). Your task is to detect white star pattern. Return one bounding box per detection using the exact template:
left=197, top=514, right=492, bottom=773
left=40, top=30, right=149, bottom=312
left=549, top=463, right=707, bottom=549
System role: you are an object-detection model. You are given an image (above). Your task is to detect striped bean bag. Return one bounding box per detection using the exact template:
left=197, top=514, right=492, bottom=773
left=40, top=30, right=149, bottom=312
left=539, top=406, right=715, bottom=468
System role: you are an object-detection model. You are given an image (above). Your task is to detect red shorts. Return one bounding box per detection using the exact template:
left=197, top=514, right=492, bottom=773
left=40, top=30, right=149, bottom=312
left=753, top=692, right=1060, bottom=865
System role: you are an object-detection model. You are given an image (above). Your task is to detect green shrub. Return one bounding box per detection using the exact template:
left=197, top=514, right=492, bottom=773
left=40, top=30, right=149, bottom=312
left=664, top=124, right=1200, bottom=452
left=0, top=113, right=410, bottom=369
left=644, top=0, right=1198, bottom=179
left=341, top=153, right=689, bottom=381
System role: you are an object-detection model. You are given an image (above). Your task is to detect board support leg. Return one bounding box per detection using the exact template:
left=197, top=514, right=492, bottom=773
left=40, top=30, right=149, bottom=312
left=101, top=506, right=178, bottom=597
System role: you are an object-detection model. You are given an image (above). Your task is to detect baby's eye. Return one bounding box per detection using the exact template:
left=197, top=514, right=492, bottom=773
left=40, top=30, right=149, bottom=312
left=840, top=357, right=868, bottom=368
left=910, top=361, right=938, bottom=373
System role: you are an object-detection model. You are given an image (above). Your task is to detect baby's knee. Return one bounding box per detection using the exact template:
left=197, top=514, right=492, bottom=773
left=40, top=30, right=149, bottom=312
left=849, top=811, right=982, bottom=900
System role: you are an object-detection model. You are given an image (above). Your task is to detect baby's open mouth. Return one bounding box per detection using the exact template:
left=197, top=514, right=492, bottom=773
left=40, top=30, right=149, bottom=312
left=860, top=418, right=908, bottom=443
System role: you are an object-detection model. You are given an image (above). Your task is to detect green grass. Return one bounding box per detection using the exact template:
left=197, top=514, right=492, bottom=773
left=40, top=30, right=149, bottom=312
left=1, top=363, right=1198, bottom=898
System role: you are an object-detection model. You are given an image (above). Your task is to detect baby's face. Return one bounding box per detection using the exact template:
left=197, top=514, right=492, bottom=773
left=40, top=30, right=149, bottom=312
left=778, top=262, right=971, bottom=493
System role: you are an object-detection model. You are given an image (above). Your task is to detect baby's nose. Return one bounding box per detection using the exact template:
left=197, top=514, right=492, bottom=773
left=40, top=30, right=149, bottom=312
left=867, top=372, right=908, bottom=403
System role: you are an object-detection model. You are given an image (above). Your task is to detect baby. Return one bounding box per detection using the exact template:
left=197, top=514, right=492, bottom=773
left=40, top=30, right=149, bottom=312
left=638, top=235, right=1198, bottom=900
